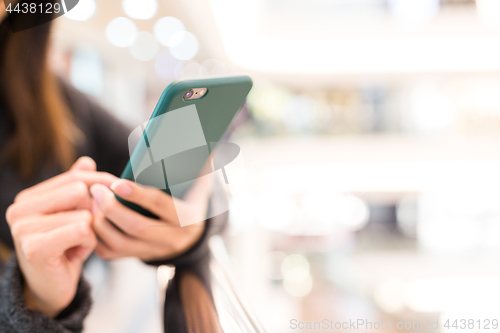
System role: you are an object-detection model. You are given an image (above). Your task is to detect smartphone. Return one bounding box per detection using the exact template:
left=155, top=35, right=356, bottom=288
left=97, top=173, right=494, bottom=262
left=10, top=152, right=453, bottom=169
left=117, top=75, right=253, bottom=218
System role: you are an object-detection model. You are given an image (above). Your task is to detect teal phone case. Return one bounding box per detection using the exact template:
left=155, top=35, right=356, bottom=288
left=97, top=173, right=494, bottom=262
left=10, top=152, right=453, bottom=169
left=117, top=75, right=253, bottom=218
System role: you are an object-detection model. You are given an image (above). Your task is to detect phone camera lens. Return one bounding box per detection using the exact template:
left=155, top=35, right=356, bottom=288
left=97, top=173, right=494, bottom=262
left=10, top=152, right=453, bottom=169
left=184, top=90, right=194, bottom=99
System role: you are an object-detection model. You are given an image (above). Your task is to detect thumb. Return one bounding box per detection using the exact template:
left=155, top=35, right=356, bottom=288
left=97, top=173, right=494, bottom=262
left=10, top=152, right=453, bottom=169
left=70, top=156, right=97, bottom=172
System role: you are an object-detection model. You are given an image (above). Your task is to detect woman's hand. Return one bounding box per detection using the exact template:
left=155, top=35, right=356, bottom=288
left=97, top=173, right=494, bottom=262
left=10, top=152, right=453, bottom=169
left=89, top=174, right=212, bottom=262
left=5, top=157, right=118, bottom=317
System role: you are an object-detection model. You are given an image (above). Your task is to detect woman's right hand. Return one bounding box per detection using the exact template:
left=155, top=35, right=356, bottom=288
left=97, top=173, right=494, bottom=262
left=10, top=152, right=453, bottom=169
left=5, top=157, right=118, bottom=317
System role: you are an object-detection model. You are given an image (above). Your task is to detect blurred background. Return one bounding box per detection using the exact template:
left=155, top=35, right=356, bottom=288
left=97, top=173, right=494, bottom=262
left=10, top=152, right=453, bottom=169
left=51, top=0, right=500, bottom=332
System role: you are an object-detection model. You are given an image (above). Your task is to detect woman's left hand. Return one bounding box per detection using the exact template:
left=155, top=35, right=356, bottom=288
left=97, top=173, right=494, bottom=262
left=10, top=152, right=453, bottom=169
left=89, top=178, right=210, bottom=262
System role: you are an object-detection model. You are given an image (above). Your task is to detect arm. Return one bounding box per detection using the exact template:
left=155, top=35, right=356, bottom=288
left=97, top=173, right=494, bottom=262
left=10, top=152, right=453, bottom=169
left=0, top=157, right=118, bottom=332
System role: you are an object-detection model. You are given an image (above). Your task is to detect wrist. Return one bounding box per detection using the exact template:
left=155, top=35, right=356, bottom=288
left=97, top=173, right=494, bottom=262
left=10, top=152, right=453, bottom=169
left=23, top=284, right=63, bottom=318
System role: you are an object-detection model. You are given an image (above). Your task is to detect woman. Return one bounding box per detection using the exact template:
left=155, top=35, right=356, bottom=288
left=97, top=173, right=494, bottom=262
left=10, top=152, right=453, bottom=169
left=0, top=1, right=225, bottom=332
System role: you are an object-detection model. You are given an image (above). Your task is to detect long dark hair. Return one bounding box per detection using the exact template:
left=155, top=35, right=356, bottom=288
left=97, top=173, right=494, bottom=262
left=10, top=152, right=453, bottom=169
left=0, top=0, right=79, bottom=178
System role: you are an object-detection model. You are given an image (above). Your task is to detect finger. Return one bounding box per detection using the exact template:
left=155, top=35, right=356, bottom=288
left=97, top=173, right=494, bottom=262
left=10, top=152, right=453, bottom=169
left=90, top=184, right=170, bottom=240
left=92, top=205, right=183, bottom=261
left=94, top=240, right=172, bottom=261
left=70, top=156, right=97, bottom=172
left=94, top=242, right=120, bottom=260
left=22, top=220, right=97, bottom=263
left=15, top=170, right=118, bottom=203
left=92, top=206, right=158, bottom=259
left=7, top=182, right=91, bottom=222
left=10, top=210, right=92, bottom=240
left=50, top=221, right=97, bottom=257
left=92, top=194, right=204, bottom=260
left=110, top=179, right=178, bottom=222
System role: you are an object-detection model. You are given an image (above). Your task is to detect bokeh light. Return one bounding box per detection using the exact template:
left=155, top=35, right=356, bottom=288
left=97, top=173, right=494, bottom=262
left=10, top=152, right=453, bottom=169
left=105, top=17, right=137, bottom=48
left=177, top=60, right=208, bottom=78
left=302, top=190, right=369, bottom=231
left=339, top=195, right=369, bottom=230
left=202, top=59, right=228, bottom=76
left=129, top=32, right=159, bottom=61
left=173, top=62, right=184, bottom=80
left=154, top=49, right=183, bottom=82
left=154, top=17, right=185, bottom=47
left=302, top=189, right=343, bottom=224
left=281, top=254, right=313, bottom=297
left=169, top=31, right=199, bottom=60
left=281, top=254, right=310, bottom=282
left=65, top=0, right=96, bottom=21
left=283, top=274, right=313, bottom=297
left=122, top=0, right=158, bottom=20
left=247, top=83, right=291, bottom=123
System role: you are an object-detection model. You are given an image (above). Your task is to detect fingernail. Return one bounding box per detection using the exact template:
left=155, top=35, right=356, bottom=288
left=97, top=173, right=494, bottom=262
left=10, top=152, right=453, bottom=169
left=112, top=181, right=132, bottom=197
left=91, top=187, right=103, bottom=203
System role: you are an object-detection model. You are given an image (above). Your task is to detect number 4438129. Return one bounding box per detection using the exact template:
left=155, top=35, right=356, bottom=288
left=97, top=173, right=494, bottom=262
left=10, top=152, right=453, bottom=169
left=444, top=319, right=498, bottom=330
left=6, top=2, right=62, bottom=14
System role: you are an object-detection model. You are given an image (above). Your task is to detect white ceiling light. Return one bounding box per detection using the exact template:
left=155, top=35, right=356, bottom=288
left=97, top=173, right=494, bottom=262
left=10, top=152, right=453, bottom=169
left=154, top=17, right=185, bottom=47
left=122, top=0, right=158, bottom=20
left=129, top=32, right=159, bottom=61
left=65, top=0, right=96, bottom=21
left=105, top=17, right=137, bottom=48
left=169, top=31, right=199, bottom=60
